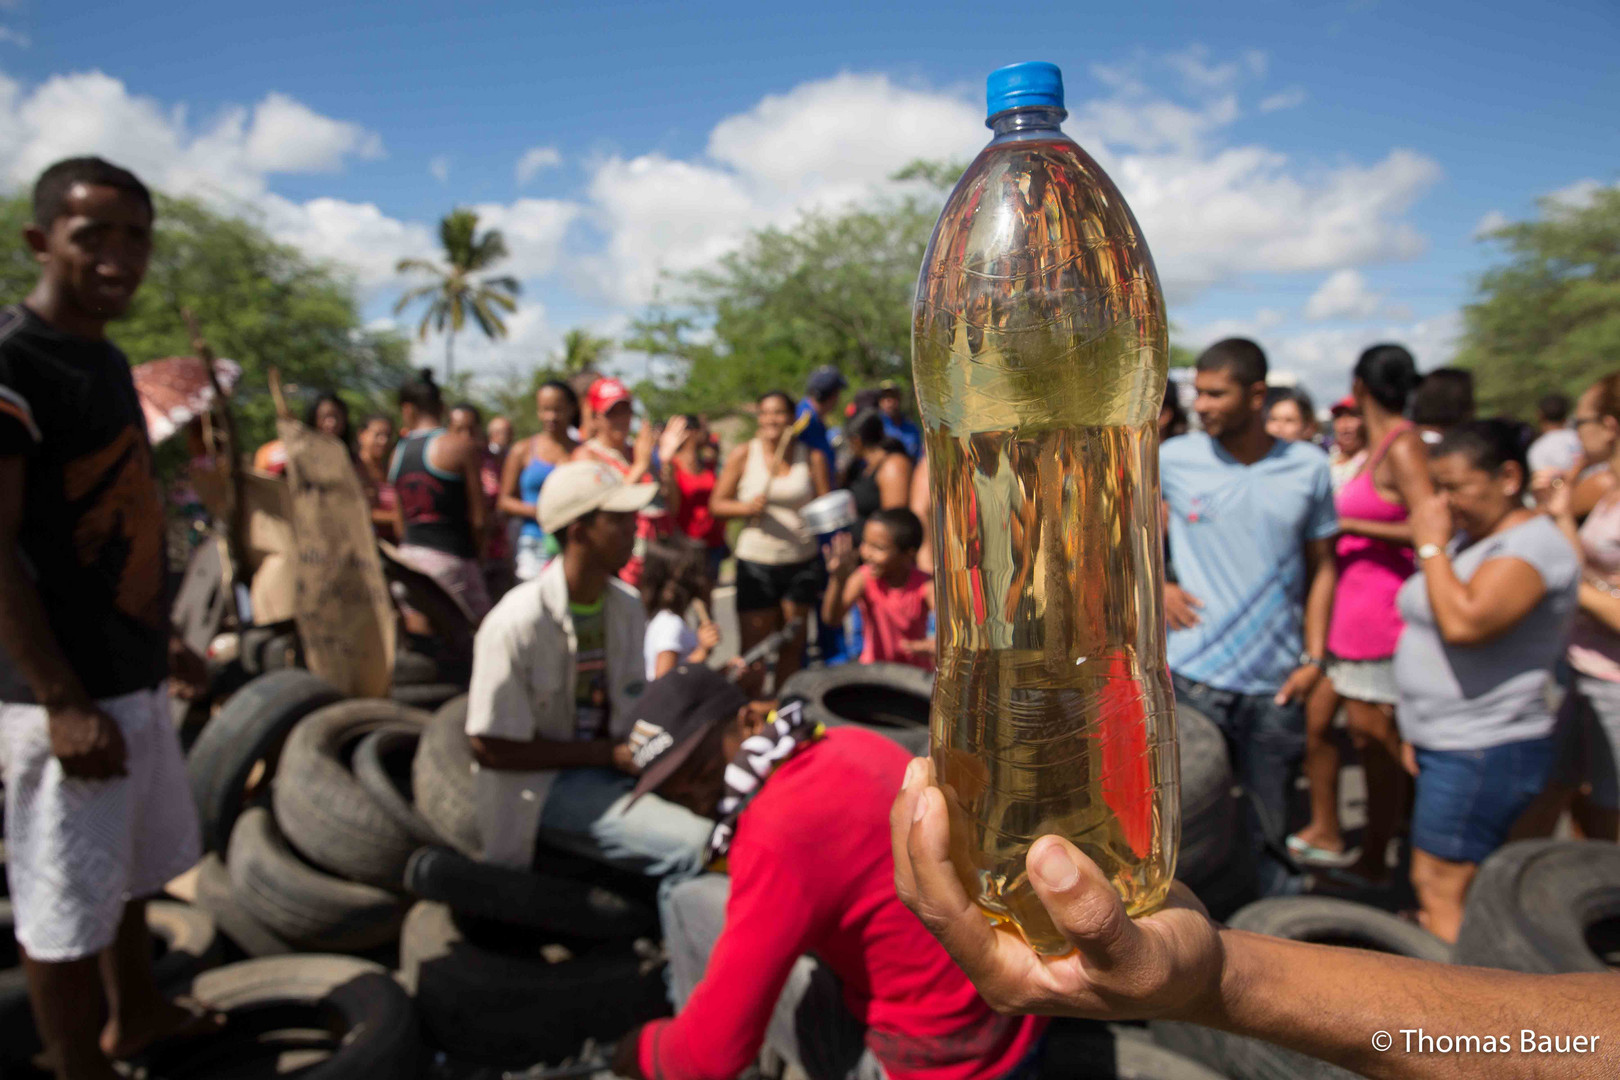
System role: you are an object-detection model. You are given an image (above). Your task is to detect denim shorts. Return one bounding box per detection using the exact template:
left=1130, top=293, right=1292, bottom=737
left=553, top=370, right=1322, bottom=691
left=1411, top=736, right=1556, bottom=864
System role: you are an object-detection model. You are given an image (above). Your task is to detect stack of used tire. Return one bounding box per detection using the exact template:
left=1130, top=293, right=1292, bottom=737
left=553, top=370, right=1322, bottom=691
left=187, top=669, right=434, bottom=961
left=400, top=695, right=669, bottom=1067
left=1454, top=839, right=1620, bottom=973
left=1151, top=897, right=1451, bottom=1078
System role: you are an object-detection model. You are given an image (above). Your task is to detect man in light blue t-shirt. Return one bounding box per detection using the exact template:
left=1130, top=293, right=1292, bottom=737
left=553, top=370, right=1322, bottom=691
left=1161, top=338, right=1339, bottom=894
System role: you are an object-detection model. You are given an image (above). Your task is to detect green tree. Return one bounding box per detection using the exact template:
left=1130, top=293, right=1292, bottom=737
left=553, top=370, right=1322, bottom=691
left=0, top=192, right=412, bottom=457
left=1454, top=186, right=1620, bottom=412
left=395, top=208, right=520, bottom=380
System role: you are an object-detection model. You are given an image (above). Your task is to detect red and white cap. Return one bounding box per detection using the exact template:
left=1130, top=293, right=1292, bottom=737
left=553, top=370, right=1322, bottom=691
left=587, top=376, right=633, bottom=414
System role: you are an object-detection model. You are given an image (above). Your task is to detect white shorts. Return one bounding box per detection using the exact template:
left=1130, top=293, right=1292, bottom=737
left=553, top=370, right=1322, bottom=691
left=0, top=685, right=201, bottom=962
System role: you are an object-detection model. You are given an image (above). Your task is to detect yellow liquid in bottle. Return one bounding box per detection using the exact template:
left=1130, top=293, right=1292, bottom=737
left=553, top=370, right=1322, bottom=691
left=913, top=134, right=1178, bottom=955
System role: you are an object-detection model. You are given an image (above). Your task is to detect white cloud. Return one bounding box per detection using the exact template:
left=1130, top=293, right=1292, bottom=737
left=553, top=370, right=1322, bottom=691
left=1270, top=311, right=1462, bottom=401
left=0, top=27, right=27, bottom=47
left=582, top=72, right=983, bottom=305
left=1304, top=269, right=1381, bottom=320
left=244, top=92, right=383, bottom=173
left=1473, top=209, right=1510, bottom=238
left=515, top=145, right=561, bottom=185
left=259, top=194, right=436, bottom=289
left=1259, top=87, right=1306, bottom=113
left=466, top=198, right=579, bottom=279
left=428, top=154, right=450, bottom=185
left=1547, top=177, right=1603, bottom=211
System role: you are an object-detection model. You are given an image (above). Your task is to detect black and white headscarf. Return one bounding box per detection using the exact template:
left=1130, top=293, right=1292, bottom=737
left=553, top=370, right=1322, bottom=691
left=707, top=700, right=823, bottom=860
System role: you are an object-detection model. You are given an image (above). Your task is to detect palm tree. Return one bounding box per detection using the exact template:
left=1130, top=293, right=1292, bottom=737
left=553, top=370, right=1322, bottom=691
left=556, top=328, right=613, bottom=378
left=395, top=208, right=521, bottom=379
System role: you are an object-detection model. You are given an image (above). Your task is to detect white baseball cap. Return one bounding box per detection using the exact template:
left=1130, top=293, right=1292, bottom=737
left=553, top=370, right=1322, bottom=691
left=538, top=460, right=656, bottom=534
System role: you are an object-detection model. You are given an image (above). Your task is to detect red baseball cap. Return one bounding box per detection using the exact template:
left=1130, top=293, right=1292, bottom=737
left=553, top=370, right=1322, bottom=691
left=588, top=377, right=633, bottom=414
left=1330, top=395, right=1359, bottom=416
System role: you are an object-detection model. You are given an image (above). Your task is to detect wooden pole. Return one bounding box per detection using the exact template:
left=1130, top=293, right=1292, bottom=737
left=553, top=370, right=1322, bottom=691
left=183, top=310, right=250, bottom=625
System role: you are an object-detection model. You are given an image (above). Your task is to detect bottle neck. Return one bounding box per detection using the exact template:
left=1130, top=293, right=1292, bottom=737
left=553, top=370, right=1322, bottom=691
left=987, top=105, right=1068, bottom=141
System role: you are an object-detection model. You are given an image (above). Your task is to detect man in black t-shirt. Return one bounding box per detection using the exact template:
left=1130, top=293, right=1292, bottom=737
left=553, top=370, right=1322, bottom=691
left=0, top=158, right=206, bottom=1080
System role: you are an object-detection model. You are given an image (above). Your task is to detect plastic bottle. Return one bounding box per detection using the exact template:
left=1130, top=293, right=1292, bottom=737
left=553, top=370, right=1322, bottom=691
left=912, top=61, right=1178, bottom=954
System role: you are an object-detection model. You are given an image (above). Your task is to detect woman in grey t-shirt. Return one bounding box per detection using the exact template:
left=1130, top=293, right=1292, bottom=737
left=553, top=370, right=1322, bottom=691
left=1395, top=420, right=1579, bottom=942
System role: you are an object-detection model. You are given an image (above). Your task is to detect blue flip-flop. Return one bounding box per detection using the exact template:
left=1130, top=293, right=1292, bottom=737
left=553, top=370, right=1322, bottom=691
left=1286, top=833, right=1362, bottom=869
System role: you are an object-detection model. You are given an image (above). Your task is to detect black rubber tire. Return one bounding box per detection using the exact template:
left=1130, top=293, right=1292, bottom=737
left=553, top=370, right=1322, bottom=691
left=1229, top=896, right=1452, bottom=961
left=1181, top=838, right=1258, bottom=923
left=412, top=695, right=481, bottom=857
left=188, top=669, right=342, bottom=852
left=353, top=728, right=445, bottom=848
left=1041, top=1021, right=1230, bottom=1079
left=1454, top=839, right=1620, bottom=974
left=271, top=699, right=432, bottom=890
left=391, top=649, right=440, bottom=686
left=399, top=901, right=665, bottom=1066
left=193, top=853, right=296, bottom=959
left=144, top=954, right=422, bottom=1079
left=1175, top=701, right=1238, bottom=886
left=1153, top=897, right=1450, bottom=1079
left=226, top=807, right=407, bottom=953
left=389, top=681, right=464, bottom=710
left=148, top=900, right=226, bottom=991
left=404, top=846, right=656, bottom=940
left=780, top=662, right=933, bottom=731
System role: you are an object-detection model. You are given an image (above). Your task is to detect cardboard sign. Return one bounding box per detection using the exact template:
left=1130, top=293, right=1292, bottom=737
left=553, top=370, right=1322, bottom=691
left=277, top=416, right=395, bottom=697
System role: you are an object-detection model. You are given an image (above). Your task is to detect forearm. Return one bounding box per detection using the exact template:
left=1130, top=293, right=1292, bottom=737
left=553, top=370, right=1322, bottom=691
left=469, top=735, right=618, bottom=771
left=1303, top=562, right=1336, bottom=658
left=708, top=498, right=750, bottom=519
left=1578, top=582, right=1620, bottom=635
left=0, top=550, right=87, bottom=707
left=497, top=495, right=536, bottom=519
left=822, top=576, right=849, bottom=626
left=1341, top=518, right=1415, bottom=545
left=1202, top=930, right=1617, bottom=1079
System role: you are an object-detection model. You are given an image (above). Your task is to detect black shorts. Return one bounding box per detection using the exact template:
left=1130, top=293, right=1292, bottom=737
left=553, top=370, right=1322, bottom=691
left=735, top=556, right=825, bottom=614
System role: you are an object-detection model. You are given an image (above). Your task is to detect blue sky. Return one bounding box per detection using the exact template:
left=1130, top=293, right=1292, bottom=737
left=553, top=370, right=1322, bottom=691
left=1, top=0, right=1615, bottom=403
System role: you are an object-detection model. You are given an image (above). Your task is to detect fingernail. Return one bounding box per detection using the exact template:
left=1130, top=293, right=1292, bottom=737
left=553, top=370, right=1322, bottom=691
left=1031, top=839, right=1080, bottom=891
left=903, top=758, right=924, bottom=790
left=913, top=785, right=931, bottom=823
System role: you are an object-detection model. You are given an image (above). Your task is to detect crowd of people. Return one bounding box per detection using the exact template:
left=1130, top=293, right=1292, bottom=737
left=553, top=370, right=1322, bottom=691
left=1171, top=339, right=1617, bottom=947
left=281, top=357, right=942, bottom=697
left=6, top=154, right=1619, bottom=1080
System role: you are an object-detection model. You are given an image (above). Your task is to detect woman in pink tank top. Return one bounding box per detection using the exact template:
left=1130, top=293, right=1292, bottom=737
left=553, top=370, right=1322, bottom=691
left=1290, top=345, right=1433, bottom=884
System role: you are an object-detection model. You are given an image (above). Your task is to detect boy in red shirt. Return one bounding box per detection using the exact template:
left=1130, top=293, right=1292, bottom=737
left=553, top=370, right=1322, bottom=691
left=823, top=507, right=935, bottom=671
left=611, top=666, right=1043, bottom=1080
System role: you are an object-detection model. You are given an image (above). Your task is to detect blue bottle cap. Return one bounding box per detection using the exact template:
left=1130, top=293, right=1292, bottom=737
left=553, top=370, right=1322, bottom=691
left=986, top=61, right=1065, bottom=118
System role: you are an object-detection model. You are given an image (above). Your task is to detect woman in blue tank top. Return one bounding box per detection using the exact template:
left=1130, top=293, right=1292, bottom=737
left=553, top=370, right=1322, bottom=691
left=498, top=379, right=581, bottom=581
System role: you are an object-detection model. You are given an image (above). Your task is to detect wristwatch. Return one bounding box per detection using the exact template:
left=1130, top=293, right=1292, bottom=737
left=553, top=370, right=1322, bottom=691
left=1298, top=651, right=1324, bottom=669
left=1416, top=542, right=1444, bottom=561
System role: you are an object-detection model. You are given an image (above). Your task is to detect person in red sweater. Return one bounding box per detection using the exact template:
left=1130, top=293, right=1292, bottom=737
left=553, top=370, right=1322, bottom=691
left=611, top=665, right=1044, bottom=1080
